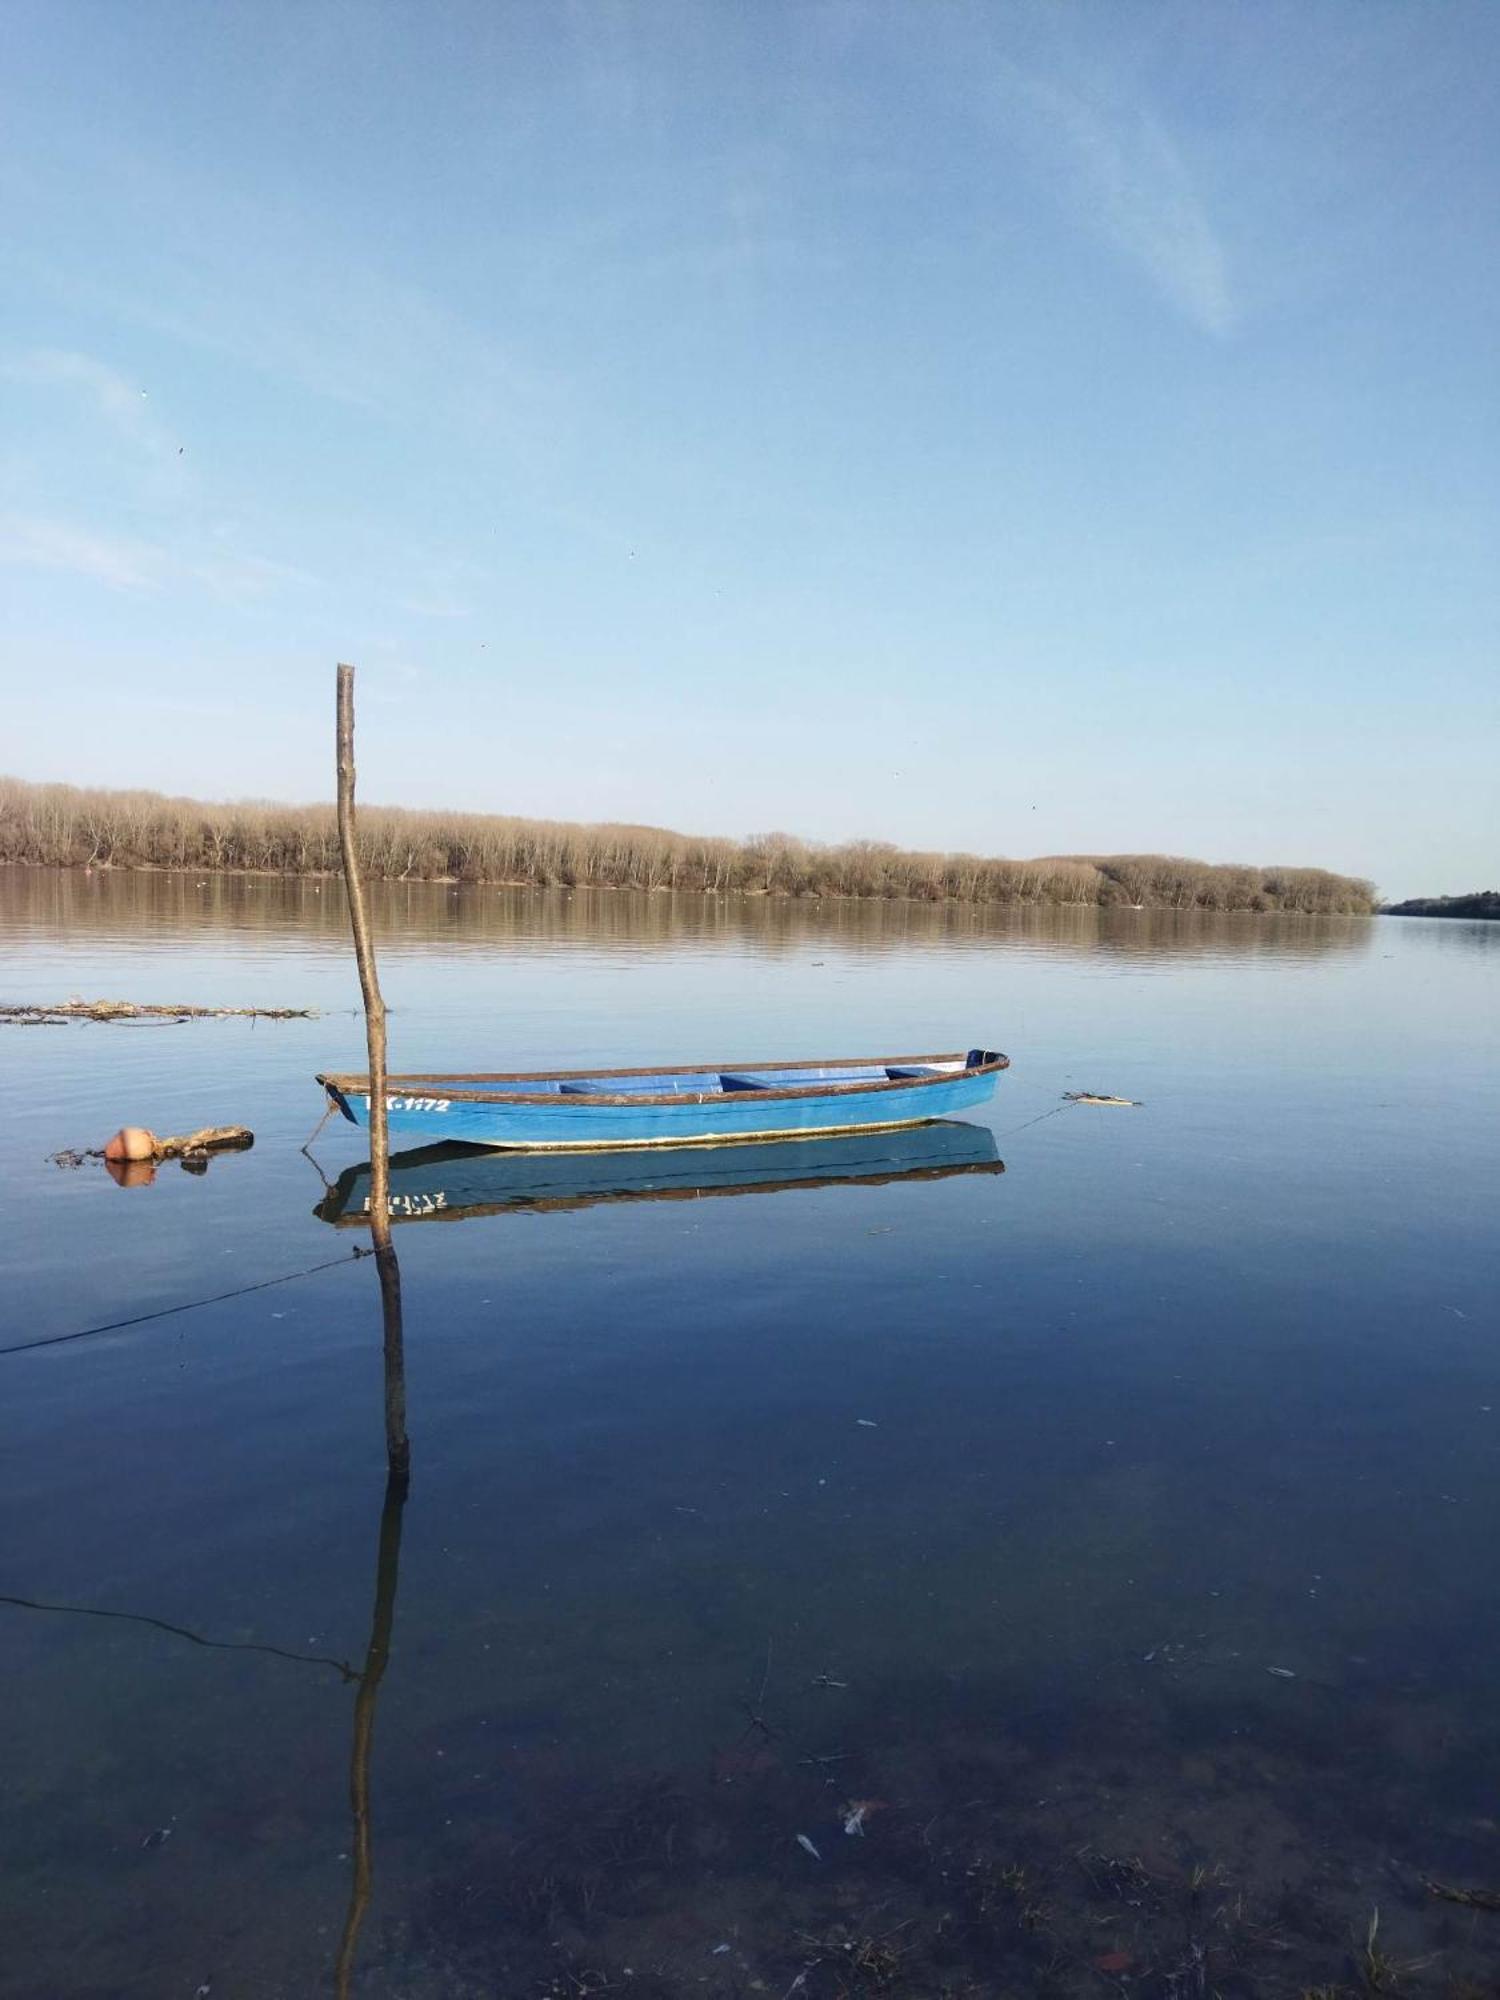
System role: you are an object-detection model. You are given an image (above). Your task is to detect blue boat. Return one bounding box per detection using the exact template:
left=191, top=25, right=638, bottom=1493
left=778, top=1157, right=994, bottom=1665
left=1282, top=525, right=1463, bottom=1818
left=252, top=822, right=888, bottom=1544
left=314, top=1121, right=1003, bottom=1225
left=316, top=1046, right=1008, bottom=1152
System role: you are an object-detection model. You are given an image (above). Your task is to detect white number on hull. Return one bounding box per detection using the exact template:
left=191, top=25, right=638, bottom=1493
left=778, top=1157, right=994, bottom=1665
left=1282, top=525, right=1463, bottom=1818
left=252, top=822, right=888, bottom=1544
left=363, top=1096, right=451, bottom=1113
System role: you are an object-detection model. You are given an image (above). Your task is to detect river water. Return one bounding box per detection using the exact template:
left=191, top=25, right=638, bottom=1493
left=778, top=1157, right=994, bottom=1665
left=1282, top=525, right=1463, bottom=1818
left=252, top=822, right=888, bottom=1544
left=1, top=869, right=1496, bottom=1998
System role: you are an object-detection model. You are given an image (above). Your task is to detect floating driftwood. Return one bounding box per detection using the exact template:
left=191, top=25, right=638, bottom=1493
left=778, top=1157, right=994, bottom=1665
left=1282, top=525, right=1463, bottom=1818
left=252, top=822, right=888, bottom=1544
left=2, top=999, right=315, bottom=1024
left=108, top=1125, right=254, bottom=1162
left=50, top=1127, right=254, bottom=1177
left=1062, top=1091, right=1141, bottom=1107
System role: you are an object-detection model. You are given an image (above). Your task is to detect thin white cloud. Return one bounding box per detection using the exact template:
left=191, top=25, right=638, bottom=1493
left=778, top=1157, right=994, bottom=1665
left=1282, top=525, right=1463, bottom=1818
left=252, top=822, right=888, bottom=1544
left=5, top=348, right=182, bottom=459
left=2, top=350, right=316, bottom=601
left=0, top=510, right=312, bottom=600
left=186, top=546, right=317, bottom=599
left=27, top=226, right=575, bottom=463
left=395, top=590, right=472, bottom=620
left=999, top=67, right=1234, bottom=336
left=0, top=513, right=162, bottom=589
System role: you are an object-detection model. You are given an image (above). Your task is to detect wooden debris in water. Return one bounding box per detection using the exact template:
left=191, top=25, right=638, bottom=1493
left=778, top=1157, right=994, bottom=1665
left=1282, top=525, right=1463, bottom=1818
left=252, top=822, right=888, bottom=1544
left=51, top=1126, right=254, bottom=1173
left=1062, top=1091, right=1141, bottom=1107
left=1, top=999, right=315, bottom=1024
left=149, top=1126, right=254, bottom=1160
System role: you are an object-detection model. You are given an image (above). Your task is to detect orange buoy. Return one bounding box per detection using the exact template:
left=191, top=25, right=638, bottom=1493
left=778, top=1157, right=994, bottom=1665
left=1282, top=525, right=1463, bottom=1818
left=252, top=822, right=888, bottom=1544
left=104, top=1126, right=158, bottom=1163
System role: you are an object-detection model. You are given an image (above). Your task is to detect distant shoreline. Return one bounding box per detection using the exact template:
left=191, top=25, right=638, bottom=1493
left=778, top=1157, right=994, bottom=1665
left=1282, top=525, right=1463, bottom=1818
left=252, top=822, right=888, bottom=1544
left=0, top=775, right=1379, bottom=915
left=1382, top=892, right=1499, bottom=920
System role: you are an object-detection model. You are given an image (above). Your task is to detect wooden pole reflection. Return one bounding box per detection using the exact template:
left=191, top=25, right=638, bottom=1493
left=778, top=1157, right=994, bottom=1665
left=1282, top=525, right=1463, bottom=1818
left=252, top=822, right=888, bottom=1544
left=333, top=1452, right=408, bottom=2000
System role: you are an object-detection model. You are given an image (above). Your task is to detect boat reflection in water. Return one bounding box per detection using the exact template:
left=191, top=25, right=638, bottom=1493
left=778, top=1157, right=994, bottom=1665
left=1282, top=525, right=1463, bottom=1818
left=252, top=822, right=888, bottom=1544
left=315, top=1120, right=1003, bottom=1227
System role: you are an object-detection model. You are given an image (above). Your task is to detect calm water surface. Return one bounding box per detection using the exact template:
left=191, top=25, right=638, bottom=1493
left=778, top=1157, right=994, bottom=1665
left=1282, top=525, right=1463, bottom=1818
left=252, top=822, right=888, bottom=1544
left=1, top=870, right=1497, bottom=1998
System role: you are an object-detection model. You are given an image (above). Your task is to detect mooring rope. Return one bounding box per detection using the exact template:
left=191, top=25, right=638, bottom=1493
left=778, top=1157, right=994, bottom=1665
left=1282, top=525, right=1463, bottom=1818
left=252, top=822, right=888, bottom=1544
left=0, top=1247, right=370, bottom=1359
left=993, top=1100, right=1075, bottom=1138
left=0, top=1593, right=358, bottom=1679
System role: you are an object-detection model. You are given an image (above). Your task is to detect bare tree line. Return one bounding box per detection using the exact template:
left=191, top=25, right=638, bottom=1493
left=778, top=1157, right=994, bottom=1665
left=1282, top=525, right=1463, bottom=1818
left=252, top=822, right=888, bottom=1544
left=0, top=777, right=1378, bottom=913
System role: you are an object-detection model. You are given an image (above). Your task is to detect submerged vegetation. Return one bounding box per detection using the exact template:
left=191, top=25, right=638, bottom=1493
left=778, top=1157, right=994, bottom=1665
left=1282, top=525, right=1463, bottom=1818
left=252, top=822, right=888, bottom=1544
left=0, top=776, right=1377, bottom=913
left=395, top=1680, right=1499, bottom=1999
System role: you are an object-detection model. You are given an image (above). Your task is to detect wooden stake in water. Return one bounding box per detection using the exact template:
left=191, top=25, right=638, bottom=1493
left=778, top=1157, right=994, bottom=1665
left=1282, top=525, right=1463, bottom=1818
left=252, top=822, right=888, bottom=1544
left=336, top=662, right=409, bottom=1476
left=336, top=664, right=391, bottom=1220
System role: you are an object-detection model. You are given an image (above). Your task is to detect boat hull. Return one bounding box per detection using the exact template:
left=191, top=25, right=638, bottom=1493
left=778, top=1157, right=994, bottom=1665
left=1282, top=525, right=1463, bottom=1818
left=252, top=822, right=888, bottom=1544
left=324, top=1071, right=999, bottom=1149
left=318, top=1049, right=1007, bottom=1151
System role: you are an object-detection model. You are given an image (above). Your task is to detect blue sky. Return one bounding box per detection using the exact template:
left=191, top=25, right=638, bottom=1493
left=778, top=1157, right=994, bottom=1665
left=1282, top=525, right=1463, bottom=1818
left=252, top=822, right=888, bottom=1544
left=2, top=1, right=1495, bottom=898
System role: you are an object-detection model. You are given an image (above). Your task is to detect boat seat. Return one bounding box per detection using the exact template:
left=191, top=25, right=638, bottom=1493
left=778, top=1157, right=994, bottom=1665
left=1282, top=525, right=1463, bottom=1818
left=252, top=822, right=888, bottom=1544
left=720, top=1069, right=885, bottom=1091
left=559, top=1076, right=721, bottom=1096
left=885, top=1065, right=938, bottom=1079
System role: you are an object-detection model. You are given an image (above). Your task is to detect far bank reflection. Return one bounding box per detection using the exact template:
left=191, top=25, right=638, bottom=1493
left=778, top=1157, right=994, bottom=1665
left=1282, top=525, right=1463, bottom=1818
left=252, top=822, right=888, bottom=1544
left=2, top=865, right=1383, bottom=964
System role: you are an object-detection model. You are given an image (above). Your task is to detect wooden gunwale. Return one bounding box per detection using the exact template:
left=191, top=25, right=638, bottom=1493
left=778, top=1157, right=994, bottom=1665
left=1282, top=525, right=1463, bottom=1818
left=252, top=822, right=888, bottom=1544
left=318, top=1050, right=1009, bottom=1110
